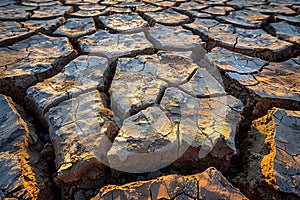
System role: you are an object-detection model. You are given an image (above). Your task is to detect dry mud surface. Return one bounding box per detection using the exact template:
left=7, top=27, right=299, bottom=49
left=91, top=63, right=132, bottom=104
left=0, top=0, right=299, bottom=200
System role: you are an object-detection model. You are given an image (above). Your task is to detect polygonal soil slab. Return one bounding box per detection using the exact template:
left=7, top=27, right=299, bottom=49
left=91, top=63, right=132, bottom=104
left=247, top=5, right=296, bottom=15
left=107, top=106, right=178, bottom=172
left=53, top=17, right=96, bottom=38
left=235, top=108, right=300, bottom=199
left=275, top=15, right=300, bottom=26
left=99, top=13, right=147, bottom=33
left=146, top=24, right=204, bottom=51
left=247, top=58, right=300, bottom=115
left=205, top=47, right=267, bottom=74
left=64, top=0, right=99, bottom=4
left=184, top=19, right=295, bottom=61
left=201, top=6, right=234, bottom=16
left=0, top=21, right=35, bottom=47
left=150, top=1, right=176, bottom=8
left=178, top=68, right=226, bottom=98
left=266, top=21, right=300, bottom=44
left=183, top=18, right=225, bottom=41
left=195, top=0, right=227, bottom=6
left=26, top=55, right=110, bottom=121
left=0, top=5, right=35, bottom=21
left=20, top=0, right=59, bottom=7
left=0, top=95, right=50, bottom=199
left=0, top=33, right=77, bottom=101
left=92, top=167, right=248, bottom=199
left=161, top=88, right=243, bottom=172
left=77, top=3, right=106, bottom=11
left=70, top=9, right=107, bottom=18
left=100, top=0, right=120, bottom=6
left=137, top=4, right=164, bottom=12
left=45, top=90, right=118, bottom=187
left=110, top=70, right=167, bottom=125
left=217, top=10, right=270, bottom=28
left=110, top=52, right=199, bottom=125
left=104, top=6, right=133, bottom=14
left=30, top=5, right=73, bottom=19
left=108, top=86, right=243, bottom=173
left=116, top=1, right=145, bottom=8
left=226, top=0, right=269, bottom=8
left=20, top=17, right=65, bottom=34
left=174, top=2, right=207, bottom=11
left=79, top=30, right=153, bottom=60
left=142, top=8, right=190, bottom=26
left=0, top=0, right=15, bottom=7
left=205, top=48, right=300, bottom=118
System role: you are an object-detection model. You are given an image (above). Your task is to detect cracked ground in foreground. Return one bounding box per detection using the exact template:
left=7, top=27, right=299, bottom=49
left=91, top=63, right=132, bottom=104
left=0, top=0, right=299, bottom=200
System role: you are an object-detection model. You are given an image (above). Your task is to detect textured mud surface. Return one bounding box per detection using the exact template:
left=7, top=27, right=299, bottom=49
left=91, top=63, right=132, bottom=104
left=0, top=0, right=299, bottom=200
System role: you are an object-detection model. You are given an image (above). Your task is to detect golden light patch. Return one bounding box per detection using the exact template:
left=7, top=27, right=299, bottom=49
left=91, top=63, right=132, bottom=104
left=215, top=125, right=231, bottom=138
left=254, top=110, right=279, bottom=190
left=7, top=96, right=40, bottom=199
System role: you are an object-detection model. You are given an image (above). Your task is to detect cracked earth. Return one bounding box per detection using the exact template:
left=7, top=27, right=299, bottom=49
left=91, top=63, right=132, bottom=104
left=0, top=0, right=299, bottom=200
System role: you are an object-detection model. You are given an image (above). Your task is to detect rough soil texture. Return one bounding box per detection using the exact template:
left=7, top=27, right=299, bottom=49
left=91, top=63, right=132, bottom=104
left=92, top=167, right=248, bottom=200
left=0, top=94, right=52, bottom=199
left=234, top=108, right=300, bottom=200
left=0, top=0, right=299, bottom=200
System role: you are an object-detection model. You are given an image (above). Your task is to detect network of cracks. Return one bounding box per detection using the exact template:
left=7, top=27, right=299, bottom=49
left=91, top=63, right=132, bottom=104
left=0, top=0, right=299, bottom=199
